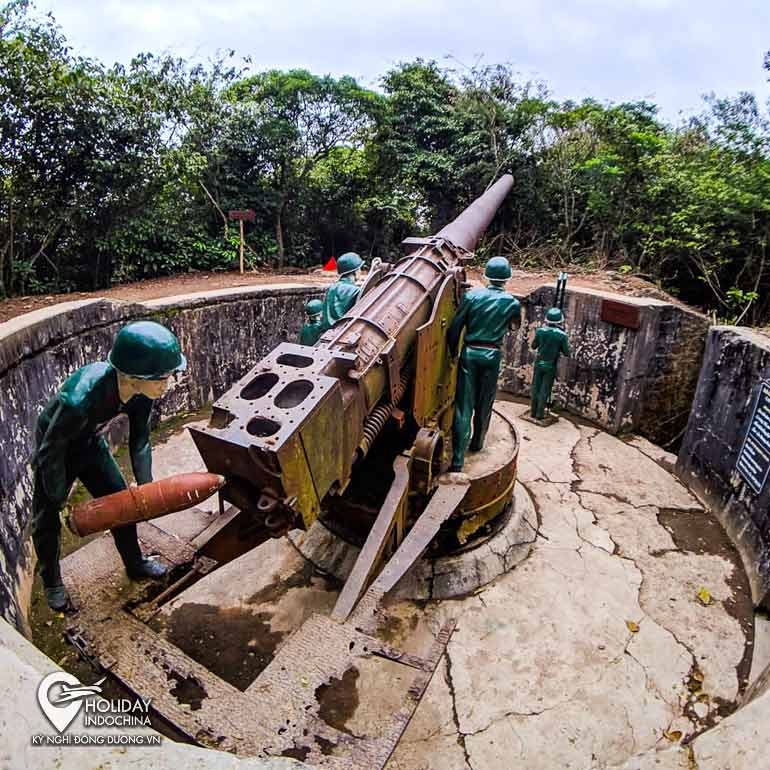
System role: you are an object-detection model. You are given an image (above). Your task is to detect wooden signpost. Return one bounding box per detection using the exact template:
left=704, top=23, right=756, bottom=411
left=228, top=209, right=256, bottom=274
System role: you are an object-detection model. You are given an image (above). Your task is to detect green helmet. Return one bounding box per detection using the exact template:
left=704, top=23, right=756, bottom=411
left=337, top=252, right=364, bottom=276
left=484, top=256, right=512, bottom=281
left=545, top=307, right=564, bottom=326
left=109, top=321, right=187, bottom=379
left=306, top=299, right=323, bottom=316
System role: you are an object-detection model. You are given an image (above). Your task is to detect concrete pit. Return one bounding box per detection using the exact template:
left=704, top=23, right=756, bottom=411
left=29, top=398, right=758, bottom=770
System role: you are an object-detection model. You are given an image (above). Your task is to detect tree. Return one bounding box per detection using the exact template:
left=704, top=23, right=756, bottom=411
left=377, top=60, right=462, bottom=231
left=2, top=4, right=770, bottom=327
left=0, top=2, right=210, bottom=291
left=225, top=70, right=381, bottom=267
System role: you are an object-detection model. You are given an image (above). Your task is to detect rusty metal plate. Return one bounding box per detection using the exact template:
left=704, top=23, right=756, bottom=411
left=67, top=610, right=260, bottom=752
left=413, top=273, right=459, bottom=427
left=351, top=478, right=470, bottom=633
left=601, top=299, right=641, bottom=329
left=244, top=613, right=456, bottom=767
left=62, top=503, right=458, bottom=769
left=69, top=603, right=454, bottom=766
left=61, top=519, right=197, bottom=614
left=332, top=454, right=411, bottom=622
left=458, top=407, right=519, bottom=517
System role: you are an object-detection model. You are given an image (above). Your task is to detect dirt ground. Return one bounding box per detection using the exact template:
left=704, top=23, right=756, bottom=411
left=0, top=265, right=694, bottom=325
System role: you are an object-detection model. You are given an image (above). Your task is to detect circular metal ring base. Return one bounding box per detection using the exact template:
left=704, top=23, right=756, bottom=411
left=290, top=482, right=536, bottom=601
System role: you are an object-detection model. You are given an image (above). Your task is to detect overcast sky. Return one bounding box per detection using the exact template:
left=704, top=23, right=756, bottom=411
left=40, top=0, right=770, bottom=123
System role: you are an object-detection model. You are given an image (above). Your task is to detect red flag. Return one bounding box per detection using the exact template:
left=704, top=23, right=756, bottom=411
left=323, top=256, right=337, bottom=272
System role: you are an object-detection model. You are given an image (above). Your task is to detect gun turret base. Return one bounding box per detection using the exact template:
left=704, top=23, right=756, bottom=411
left=292, top=405, right=534, bottom=601
left=320, top=407, right=520, bottom=556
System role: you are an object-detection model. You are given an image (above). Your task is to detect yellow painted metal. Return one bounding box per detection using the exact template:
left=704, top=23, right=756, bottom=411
left=413, top=272, right=461, bottom=429
left=455, top=475, right=516, bottom=544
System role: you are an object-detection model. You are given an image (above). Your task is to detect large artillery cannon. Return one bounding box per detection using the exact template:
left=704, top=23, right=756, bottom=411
left=64, top=175, right=520, bottom=769
left=187, top=174, right=517, bottom=565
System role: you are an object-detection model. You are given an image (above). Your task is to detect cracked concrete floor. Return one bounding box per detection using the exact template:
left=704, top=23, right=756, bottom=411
left=382, top=401, right=753, bottom=770
left=145, top=401, right=753, bottom=770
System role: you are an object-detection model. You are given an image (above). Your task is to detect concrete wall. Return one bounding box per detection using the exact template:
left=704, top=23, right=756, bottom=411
left=0, top=280, right=713, bottom=628
left=0, top=284, right=321, bottom=630
left=1, top=282, right=768, bottom=770
left=677, top=327, right=770, bottom=606
left=500, top=285, right=709, bottom=445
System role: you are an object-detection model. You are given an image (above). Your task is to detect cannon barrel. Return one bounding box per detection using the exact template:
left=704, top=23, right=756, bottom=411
left=190, top=175, right=514, bottom=529
left=436, top=174, right=514, bottom=252
left=66, top=472, right=225, bottom=537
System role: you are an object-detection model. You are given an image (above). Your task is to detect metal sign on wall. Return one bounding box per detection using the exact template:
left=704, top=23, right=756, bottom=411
left=736, top=381, right=770, bottom=495
left=600, top=299, right=641, bottom=330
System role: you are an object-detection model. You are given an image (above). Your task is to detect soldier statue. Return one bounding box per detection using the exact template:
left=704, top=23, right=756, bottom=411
left=321, top=252, right=363, bottom=331
left=31, top=321, right=187, bottom=612
left=299, top=298, right=324, bottom=346
left=529, top=307, right=570, bottom=422
left=448, top=256, right=521, bottom=472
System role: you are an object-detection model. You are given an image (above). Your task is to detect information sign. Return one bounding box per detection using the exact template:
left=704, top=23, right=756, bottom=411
left=736, top=381, right=770, bottom=495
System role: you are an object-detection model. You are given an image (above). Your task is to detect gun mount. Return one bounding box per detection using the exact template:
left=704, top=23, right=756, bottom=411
left=60, top=175, right=522, bottom=769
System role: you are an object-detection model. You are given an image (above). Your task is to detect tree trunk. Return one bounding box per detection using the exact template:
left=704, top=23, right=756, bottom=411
left=6, top=200, right=13, bottom=297
left=0, top=242, right=6, bottom=299
left=275, top=207, right=285, bottom=269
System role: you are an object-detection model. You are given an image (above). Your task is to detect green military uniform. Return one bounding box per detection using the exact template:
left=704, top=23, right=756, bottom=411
left=530, top=312, right=570, bottom=420
left=321, top=275, right=360, bottom=330
left=448, top=262, right=521, bottom=470
left=299, top=320, right=323, bottom=346
left=321, top=252, right=363, bottom=332
left=32, top=321, right=186, bottom=611
left=32, top=363, right=153, bottom=591
left=299, top=299, right=324, bottom=346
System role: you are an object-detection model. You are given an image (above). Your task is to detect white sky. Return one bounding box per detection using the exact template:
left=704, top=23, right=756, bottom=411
left=41, top=0, right=770, bottom=124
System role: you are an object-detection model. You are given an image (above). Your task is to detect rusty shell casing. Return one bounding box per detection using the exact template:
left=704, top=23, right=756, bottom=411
left=68, top=472, right=226, bottom=537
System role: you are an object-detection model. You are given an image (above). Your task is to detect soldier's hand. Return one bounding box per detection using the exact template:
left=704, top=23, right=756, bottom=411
left=59, top=505, right=73, bottom=533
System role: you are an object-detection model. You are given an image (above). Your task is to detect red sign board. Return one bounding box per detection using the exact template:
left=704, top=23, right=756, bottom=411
left=600, top=299, right=641, bottom=330
left=228, top=209, right=256, bottom=222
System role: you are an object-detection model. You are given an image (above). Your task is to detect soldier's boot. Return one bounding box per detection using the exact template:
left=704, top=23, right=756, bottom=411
left=44, top=584, right=76, bottom=613
left=126, top=557, right=168, bottom=580
left=112, top=523, right=168, bottom=581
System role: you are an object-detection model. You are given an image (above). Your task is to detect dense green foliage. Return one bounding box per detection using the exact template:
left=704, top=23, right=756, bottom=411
left=2, top=2, right=769, bottom=322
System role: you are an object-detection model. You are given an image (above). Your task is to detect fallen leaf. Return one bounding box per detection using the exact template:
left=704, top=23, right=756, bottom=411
left=300, top=676, right=309, bottom=688
left=697, top=693, right=710, bottom=703
left=697, top=587, right=712, bottom=606
left=626, top=620, right=640, bottom=633
left=664, top=730, right=682, bottom=742
left=693, top=671, right=705, bottom=683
